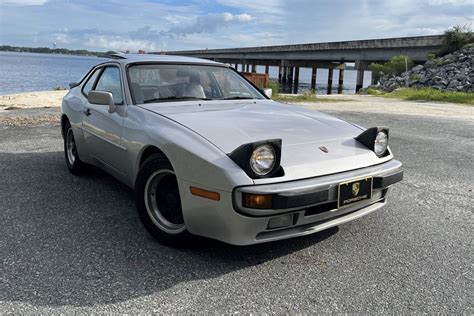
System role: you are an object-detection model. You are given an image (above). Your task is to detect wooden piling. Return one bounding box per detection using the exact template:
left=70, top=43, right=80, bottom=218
left=311, top=67, right=317, bottom=92
left=327, top=68, right=334, bottom=94
left=338, top=69, right=344, bottom=94
left=293, top=67, right=300, bottom=94
left=371, top=72, right=377, bottom=85
left=356, top=69, right=364, bottom=92
left=285, top=67, right=293, bottom=93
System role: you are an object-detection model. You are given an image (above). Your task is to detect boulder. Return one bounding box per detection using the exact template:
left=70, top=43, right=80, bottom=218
left=412, top=65, right=424, bottom=72
left=377, top=46, right=473, bottom=93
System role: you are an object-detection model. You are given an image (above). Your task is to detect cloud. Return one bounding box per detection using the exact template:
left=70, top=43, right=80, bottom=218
left=165, top=12, right=252, bottom=37
left=0, top=0, right=470, bottom=51
left=1, top=0, right=47, bottom=5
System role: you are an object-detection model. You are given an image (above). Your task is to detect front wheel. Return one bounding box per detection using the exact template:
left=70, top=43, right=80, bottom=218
left=135, top=154, right=192, bottom=246
left=63, top=120, right=86, bottom=174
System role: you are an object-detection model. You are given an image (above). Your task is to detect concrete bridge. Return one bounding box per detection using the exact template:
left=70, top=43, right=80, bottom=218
left=162, top=35, right=445, bottom=93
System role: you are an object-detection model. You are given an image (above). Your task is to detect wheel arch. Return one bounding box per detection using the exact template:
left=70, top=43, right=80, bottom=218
left=60, top=114, right=69, bottom=138
left=138, top=145, right=172, bottom=168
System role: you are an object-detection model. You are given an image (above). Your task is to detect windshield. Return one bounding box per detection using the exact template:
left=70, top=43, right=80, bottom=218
left=128, top=64, right=264, bottom=104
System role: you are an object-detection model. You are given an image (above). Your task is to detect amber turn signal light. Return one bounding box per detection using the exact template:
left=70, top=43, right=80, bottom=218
left=242, top=193, right=273, bottom=209
left=190, top=187, right=220, bottom=201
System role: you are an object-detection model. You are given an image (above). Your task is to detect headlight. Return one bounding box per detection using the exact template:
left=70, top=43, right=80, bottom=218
left=250, top=145, right=276, bottom=175
left=356, top=127, right=389, bottom=158
left=228, top=139, right=283, bottom=179
left=374, top=131, right=388, bottom=157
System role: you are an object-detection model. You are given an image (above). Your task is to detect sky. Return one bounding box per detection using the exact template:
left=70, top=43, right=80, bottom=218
left=0, top=0, right=472, bottom=52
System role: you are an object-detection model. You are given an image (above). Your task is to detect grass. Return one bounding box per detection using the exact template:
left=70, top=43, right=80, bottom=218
left=367, top=87, right=474, bottom=105
left=271, top=90, right=346, bottom=103
left=266, top=80, right=346, bottom=103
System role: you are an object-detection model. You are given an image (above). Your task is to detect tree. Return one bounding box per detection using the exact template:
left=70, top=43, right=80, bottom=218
left=369, top=55, right=414, bottom=83
left=438, top=24, right=474, bottom=56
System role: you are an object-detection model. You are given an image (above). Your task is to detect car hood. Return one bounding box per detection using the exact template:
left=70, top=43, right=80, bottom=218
left=140, top=100, right=392, bottom=182
left=140, top=100, right=362, bottom=153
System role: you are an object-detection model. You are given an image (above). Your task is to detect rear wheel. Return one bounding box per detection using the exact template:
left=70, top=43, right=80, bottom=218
left=135, top=154, right=192, bottom=246
left=63, top=120, right=86, bottom=174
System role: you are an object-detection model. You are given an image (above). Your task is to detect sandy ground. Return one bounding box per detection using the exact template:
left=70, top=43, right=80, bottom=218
left=0, top=90, right=66, bottom=110
left=0, top=91, right=472, bottom=126
left=299, top=94, right=473, bottom=121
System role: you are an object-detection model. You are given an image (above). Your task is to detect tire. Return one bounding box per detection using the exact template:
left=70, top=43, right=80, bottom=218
left=63, top=120, right=86, bottom=174
left=135, top=154, right=192, bottom=247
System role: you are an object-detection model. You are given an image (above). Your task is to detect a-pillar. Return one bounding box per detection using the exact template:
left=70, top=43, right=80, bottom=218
left=293, top=67, right=300, bottom=94
left=311, top=67, right=317, bottom=92
left=327, top=68, right=334, bottom=95
left=338, top=69, right=345, bottom=94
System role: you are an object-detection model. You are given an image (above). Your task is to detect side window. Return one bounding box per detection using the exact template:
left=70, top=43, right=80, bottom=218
left=95, top=67, right=123, bottom=105
left=82, top=69, right=100, bottom=96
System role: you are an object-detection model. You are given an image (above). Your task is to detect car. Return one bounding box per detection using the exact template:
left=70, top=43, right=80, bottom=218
left=61, top=53, right=403, bottom=246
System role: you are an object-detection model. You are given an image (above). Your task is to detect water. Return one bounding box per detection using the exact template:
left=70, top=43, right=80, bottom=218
left=0, top=52, right=104, bottom=95
left=255, top=65, right=372, bottom=95
left=0, top=52, right=372, bottom=95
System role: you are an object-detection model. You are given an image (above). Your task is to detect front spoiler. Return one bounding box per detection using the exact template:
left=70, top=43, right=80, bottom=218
left=234, top=159, right=403, bottom=216
left=179, top=159, right=403, bottom=245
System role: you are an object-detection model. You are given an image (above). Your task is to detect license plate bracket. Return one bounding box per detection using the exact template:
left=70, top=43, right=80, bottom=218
left=338, top=177, right=373, bottom=208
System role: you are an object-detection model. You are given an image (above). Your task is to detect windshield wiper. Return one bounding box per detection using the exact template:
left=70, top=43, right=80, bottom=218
left=221, top=96, right=255, bottom=100
left=143, top=96, right=213, bottom=103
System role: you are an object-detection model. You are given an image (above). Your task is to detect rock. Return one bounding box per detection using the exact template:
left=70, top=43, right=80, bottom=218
left=378, top=46, right=473, bottom=92
left=448, top=80, right=459, bottom=88
left=412, top=65, right=424, bottom=72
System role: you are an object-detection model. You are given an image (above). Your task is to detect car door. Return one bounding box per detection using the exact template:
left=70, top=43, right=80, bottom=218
left=82, top=65, right=127, bottom=175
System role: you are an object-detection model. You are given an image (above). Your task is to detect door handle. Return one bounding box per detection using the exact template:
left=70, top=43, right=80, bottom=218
left=84, top=108, right=91, bottom=116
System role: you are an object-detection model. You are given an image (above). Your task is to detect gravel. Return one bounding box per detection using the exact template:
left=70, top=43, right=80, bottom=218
left=0, top=106, right=472, bottom=313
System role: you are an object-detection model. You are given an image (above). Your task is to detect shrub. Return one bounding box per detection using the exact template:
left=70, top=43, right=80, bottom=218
left=438, top=25, right=474, bottom=56
left=369, top=55, right=414, bottom=83
left=266, top=80, right=280, bottom=94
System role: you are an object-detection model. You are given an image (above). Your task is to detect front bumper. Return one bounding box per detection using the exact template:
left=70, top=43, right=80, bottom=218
left=180, top=159, right=403, bottom=245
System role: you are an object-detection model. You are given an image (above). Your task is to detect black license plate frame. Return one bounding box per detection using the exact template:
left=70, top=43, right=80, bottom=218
left=338, top=177, right=373, bottom=208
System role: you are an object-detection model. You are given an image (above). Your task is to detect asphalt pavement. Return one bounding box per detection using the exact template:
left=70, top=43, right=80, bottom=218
left=0, top=108, right=472, bottom=313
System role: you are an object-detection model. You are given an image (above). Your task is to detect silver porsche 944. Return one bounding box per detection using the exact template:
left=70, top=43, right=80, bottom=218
left=61, top=53, right=403, bottom=246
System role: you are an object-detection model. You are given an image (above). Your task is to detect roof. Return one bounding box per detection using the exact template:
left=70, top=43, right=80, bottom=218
left=100, top=52, right=223, bottom=66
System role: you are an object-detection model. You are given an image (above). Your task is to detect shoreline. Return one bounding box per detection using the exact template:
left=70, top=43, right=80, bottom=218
left=1, top=90, right=473, bottom=127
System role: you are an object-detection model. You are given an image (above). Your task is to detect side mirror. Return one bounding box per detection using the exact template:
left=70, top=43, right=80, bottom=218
left=88, top=90, right=116, bottom=113
left=263, top=88, right=272, bottom=99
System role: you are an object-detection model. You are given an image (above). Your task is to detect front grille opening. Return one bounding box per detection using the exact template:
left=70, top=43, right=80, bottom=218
left=304, top=201, right=338, bottom=216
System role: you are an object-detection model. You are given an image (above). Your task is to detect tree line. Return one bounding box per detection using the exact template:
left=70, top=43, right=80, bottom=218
left=0, top=45, right=101, bottom=56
